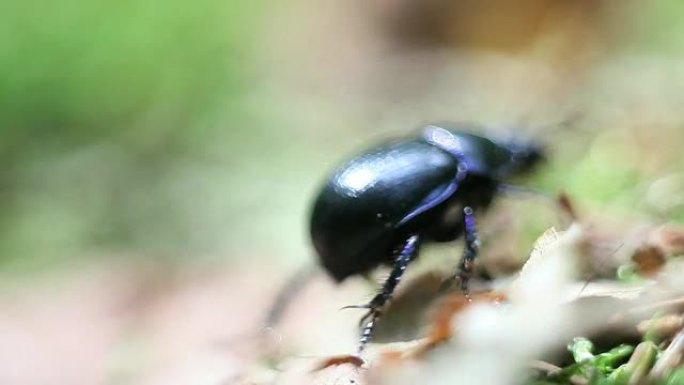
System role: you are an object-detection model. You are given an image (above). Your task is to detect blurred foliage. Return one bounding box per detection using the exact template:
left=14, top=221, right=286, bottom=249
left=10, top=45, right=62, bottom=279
left=530, top=337, right=670, bottom=385
left=0, top=0, right=268, bottom=269
left=2, top=0, right=684, bottom=275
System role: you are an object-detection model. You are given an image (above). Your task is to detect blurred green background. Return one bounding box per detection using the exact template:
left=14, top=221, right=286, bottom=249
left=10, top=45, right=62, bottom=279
left=2, top=0, right=684, bottom=276
left=1, top=0, right=275, bottom=270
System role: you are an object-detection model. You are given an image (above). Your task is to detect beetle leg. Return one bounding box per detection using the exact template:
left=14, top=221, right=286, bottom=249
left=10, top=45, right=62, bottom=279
left=263, top=265, right=317, bottom=328
left=456, top=206, right=480, bottom=294
left=355, top=234, right=420, bottom=354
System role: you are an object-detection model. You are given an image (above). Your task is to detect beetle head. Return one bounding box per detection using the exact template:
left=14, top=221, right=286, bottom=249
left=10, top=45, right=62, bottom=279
left=500, top=138, right=545, bottom=177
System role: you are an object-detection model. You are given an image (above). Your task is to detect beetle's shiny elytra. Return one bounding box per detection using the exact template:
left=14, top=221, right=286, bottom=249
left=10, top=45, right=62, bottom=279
left=309, top=124, right=544, bottom=353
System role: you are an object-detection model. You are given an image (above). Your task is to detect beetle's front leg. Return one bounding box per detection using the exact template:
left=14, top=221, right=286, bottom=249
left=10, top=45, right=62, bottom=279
left=456, top=206, right=480, bottom=293
left=344, top=234, right=420, bottom=354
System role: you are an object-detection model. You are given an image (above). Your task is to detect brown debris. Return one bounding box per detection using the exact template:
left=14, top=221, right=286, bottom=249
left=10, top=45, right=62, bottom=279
left=372, top=290, right=508, bottom=362
left=425, top=291, right=507, bottom=344
left=558, top=191, right=580, bottom=222
left=312, top=355, right=365, bottom=371
left=313, top=290, right=507, bottom=373
left=631, top=245, right=667, bottom=277
left=302, top=360, right=366, bottom=385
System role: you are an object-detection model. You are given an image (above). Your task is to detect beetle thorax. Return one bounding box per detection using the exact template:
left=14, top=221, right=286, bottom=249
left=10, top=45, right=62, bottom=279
left=415, top=175, right=498, bottom=243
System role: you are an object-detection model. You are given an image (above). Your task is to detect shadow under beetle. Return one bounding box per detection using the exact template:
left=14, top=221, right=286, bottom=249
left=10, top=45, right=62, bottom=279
left=309, top=124, right=544, bottom=354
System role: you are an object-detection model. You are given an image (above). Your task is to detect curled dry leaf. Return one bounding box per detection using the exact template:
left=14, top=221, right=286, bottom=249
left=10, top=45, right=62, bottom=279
left=510, top=224, right=582, bottom=300
left=423, top=291, right=506, bottom=345
left=374, top=290, right=507, bottom=362
left=511, top=226, right=561, bottom=289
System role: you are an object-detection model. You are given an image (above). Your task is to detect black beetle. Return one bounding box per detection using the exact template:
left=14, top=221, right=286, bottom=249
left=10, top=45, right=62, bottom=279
left=309, top=124, right=544, bottom=353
